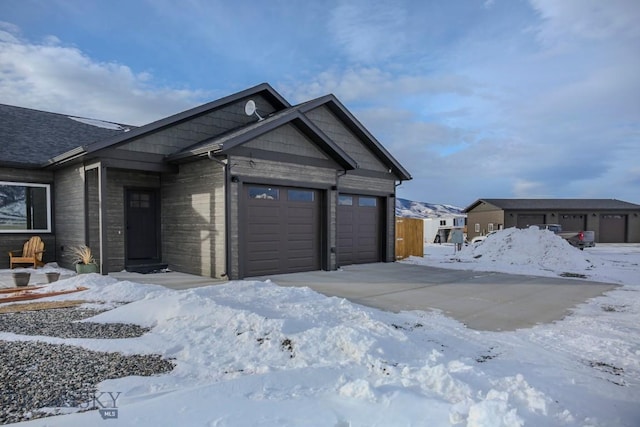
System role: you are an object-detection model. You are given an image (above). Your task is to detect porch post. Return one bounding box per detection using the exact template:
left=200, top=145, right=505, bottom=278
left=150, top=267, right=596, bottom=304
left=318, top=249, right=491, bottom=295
left=98, top=164, right=109, bottom=274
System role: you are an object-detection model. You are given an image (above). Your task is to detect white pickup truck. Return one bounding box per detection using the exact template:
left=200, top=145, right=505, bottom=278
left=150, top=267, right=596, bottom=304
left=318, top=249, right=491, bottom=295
left=531, top=224, right=595, bottom=250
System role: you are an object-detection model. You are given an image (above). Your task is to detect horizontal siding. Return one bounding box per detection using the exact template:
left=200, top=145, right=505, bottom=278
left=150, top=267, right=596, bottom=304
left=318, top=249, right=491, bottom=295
left=162, top=159, right=226, bottom=278
left=305, top=105, right=389, bottom=173
left=242, top=124, right=327, bottom=159
left=54, top=166, right=86, bottom=269
left=118, top=95, right=276, bottom=155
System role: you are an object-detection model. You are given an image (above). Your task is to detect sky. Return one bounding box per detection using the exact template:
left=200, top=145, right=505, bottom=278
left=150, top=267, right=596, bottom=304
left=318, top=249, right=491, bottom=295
left=0, top=0, right=638, bottom=207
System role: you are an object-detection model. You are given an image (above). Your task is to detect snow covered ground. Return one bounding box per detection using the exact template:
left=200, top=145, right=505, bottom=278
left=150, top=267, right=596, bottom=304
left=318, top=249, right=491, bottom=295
left=2, top=228, right=639, bottom=426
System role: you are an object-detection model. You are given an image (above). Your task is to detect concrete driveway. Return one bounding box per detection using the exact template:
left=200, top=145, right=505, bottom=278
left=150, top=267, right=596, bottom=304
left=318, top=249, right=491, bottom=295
left=252, top=263, right=618, bottom=331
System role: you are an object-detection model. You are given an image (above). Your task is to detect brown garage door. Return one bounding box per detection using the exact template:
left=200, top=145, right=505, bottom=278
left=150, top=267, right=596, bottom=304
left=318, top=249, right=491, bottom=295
left=516, top=214, right=545, bottom=228
left=599, top=214, right=626, bottom=243
left=245, top=185, right=320, bottom=276
left=559, top=214, right=586, bottom=231
left=337, top=194, right=381, bottom=266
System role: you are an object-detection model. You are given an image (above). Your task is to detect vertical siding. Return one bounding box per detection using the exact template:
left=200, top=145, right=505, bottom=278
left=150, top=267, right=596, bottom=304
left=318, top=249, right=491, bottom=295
left=161, top=159, right=226, bottom=278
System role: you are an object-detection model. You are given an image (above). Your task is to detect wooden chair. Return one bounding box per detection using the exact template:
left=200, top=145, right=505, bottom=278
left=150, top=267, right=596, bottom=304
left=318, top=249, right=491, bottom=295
left=8, top=236, right=45, bottom=269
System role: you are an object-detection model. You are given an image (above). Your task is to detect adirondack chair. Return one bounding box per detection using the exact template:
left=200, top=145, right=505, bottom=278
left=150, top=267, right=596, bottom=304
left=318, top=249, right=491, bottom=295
left=8, top=236, right=45, bottom=269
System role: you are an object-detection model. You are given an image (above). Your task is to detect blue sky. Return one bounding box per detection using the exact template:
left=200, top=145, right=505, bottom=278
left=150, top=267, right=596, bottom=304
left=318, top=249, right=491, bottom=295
left=1, top=0, right=638, bottom=207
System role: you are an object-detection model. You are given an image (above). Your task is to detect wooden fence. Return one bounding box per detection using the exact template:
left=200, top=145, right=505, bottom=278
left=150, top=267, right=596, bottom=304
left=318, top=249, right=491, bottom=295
left=395, top=217, right=424, bottom=260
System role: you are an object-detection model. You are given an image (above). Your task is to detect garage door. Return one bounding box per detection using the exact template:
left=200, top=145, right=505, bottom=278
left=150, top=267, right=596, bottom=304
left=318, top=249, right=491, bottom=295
left=516, top=214, right=545, bottom=228
left=245, top=185, right=320, bottom=276
left=599, top=214, right=626, bottom=243
left=559, top=214, right=586, bottom=231
left=337, top=194, right=381, bottom=266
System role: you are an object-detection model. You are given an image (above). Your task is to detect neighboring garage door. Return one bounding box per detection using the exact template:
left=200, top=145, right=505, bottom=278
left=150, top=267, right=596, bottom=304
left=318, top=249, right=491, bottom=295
left=516, top=214, right=545, bottom=228
left=337, top=194, right=381, bottom=266
left=245, top=185, right=320, bottom=276
left=559, top=214, right=586, bottom=231
left=600, top=214, right=627, bottom=243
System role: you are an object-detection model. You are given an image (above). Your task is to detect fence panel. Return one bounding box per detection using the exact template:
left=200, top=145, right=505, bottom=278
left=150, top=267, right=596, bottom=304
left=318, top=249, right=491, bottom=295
left=395, top=217, right=424, bottom=260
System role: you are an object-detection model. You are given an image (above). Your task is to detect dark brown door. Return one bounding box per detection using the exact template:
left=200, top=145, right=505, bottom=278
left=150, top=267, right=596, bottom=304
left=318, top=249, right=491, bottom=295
left=126, top=189, right=159, bottom=261
left=559, top=214, right=586, bottom=231
left=599, top=214, right=626, bottom=243
left=245, top=185, right=320, bottom=276
left=337, top=194, right=381, bottom=266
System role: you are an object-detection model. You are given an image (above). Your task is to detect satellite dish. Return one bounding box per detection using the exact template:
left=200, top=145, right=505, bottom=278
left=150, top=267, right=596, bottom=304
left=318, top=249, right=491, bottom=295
left=244, top=100, right=256, bottom=116
left=244, top=100, right=263, bottom=121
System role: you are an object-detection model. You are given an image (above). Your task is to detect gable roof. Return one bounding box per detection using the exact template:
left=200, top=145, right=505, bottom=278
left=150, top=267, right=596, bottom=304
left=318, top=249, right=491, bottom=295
left=296, top=95, right=412, bottom=181
left=1, top=83, right=411, bottom=181
left=47, top=83, right=289, bottom=167
left=0, top=103, right=131, bottom=168
left=465, top=198, right=640, bottom=212
left=167, top=108, right=358, bottom=171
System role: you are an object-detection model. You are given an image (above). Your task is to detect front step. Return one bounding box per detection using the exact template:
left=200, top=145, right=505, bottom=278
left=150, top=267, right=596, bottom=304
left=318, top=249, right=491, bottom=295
left=125, top=263, right=169, bottom=274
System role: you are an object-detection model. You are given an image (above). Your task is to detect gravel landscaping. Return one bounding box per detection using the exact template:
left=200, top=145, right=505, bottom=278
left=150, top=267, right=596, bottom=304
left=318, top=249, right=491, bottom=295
left=0, top=306, right=174, bottom=424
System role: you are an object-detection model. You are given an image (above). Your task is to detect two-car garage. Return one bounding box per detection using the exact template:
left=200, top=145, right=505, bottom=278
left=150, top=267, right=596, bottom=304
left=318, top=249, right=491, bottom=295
left=243, top=184, right=383, bottom=277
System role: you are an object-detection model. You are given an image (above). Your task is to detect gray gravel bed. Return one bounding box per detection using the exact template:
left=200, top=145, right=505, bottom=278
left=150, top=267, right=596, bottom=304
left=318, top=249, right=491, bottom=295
left=0, top=306, right=174, bottom=425
left=0, top=307, right=149, bottom=339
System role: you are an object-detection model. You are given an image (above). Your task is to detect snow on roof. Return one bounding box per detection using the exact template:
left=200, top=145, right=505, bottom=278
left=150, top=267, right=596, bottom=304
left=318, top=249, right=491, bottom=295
left=68, top=116, right=128, bottom=131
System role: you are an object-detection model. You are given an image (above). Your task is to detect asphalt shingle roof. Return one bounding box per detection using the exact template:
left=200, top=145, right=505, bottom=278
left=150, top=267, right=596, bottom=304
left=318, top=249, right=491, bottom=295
left=0, top=104, right=131, bottom=167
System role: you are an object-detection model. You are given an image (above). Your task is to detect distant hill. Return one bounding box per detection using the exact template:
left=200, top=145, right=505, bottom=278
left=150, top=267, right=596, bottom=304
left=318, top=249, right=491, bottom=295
left=396, top=198, right=465, bottom=219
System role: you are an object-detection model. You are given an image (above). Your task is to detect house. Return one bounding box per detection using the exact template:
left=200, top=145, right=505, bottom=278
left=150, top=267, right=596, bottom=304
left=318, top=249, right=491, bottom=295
left=465, top=199, right=640, bottom=243
left=0, top=83, right=411, bottom=278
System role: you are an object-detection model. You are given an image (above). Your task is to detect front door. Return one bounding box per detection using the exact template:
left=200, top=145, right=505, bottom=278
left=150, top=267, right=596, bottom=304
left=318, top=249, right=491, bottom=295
left=126, top=189, right=160, bottom=262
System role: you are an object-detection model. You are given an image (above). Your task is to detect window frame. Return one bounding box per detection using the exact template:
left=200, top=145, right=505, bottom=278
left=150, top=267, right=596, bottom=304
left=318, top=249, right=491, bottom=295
left=0, top=181, right=52, bottom=233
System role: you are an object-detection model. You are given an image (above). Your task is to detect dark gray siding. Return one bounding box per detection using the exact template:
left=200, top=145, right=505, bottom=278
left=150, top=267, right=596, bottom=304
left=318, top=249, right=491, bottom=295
left=118, top=95, right=277, bottom=156
left=305, top=105, right=390, bottom=173
left=242, top=124, right=328, bottom=159
left=0, top=167, right=55, bottom=268
left=54, top=166, right=86, bottom=269
left=161, top=159, right=226, bottom=278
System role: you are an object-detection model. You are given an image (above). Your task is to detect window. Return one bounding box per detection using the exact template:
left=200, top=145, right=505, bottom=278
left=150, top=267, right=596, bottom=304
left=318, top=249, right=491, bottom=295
left=288, top=189, right=314, bottom=202
left=358, top=197, right=377, bottom=207
left=439, top=220, right=446, bottom=226
left=338, top=195, right=353, bottom=206
left=248, top=186, right=279, bottom=200
left=129, top=192, right=150, bottom=208
left=475, top=223, right=480, bottom=233
left=0, top=181, right=51, bottom=233
left=488, top=223, right=494, bottom=232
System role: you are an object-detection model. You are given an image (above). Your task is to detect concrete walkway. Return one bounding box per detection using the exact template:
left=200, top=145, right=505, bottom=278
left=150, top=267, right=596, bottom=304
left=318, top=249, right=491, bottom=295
left=251, top=263, right=618, bottom=331
left=1, top=263, right=618, bottom=332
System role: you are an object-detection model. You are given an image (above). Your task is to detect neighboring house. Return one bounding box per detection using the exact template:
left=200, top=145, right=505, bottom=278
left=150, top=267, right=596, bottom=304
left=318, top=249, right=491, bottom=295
left=465, top=199, right=640, bottom=243
left=1, top=83, right=411, bottom=278
left=424, top=216, right=467, bottom=244
left=394, top=198, right=466, bottom=243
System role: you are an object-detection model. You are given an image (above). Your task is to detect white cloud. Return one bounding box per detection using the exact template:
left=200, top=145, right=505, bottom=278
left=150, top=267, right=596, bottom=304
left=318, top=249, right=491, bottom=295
left=0, top=23, right=206, bottom=125
left=328, top=0, right=409, bottom=63
left=529, top=0, right=640, bottom=45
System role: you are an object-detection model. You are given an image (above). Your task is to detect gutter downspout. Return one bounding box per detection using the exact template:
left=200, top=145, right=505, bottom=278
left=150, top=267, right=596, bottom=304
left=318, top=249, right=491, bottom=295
left=208, top=151, right=230, bottom=279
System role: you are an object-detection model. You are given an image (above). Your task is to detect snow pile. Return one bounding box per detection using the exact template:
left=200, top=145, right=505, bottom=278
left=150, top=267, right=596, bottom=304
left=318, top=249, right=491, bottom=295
left=459, top=227, right=594, bottom=272
left=2, top=244, right=639, bottom=426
